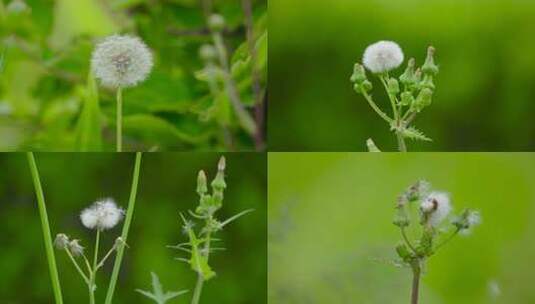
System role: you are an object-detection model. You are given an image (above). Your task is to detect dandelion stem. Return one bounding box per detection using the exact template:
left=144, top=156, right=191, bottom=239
left=411, top=262, right=421, bottom=304
left=433, top=228, right=460, bottom=253
left=27, top=153, right=64, bottom=304
left=116, top=87, right=123, bottom=152
left=104, top=152, right=143, bottom=304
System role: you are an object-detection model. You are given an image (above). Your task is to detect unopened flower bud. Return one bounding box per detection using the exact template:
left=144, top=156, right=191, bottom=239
left=197, top=170, right=208, bottom=195
left=413, top=88, right=433, bottom=112
left=395, top=243, right=412, bottom=262
left=399, top=58, right=417, bottom=86
left=400, top=92, right=414, bottom=106
left=393, top=207, right=410, bottom=227
left=350, top=63, right=367, bottom=84
left=420, top=74, right=435, bottom=90
left=387, top=78, right=400, bottom=95
left=208, top=14, right=225, bottom=32
left=422, top=46, right=439, bottom=75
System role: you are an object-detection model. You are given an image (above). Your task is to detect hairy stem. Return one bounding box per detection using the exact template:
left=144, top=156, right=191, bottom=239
left=396, top=131, right=407, bottom=152
left=27, top=153, right=64, bottom=304
left=104, top=152, right=143, bottom=304
left=116, top=87, right=123, bottom=152
left=191, top=218, right=213, bottom=304
left=411, top=263, right=421, bottom=304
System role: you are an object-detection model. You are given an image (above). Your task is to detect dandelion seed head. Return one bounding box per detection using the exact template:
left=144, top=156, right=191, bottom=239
left=421, top=191, right=451, bottom=226
left=362, top=40, right=404, bottom=73
left=80, top=198, right=124, bottom=230
left=69, top=239, right=85, bottom=257
left=467, top=210, right=481, bottom=227
left=91, top=35, right=153, bottom=88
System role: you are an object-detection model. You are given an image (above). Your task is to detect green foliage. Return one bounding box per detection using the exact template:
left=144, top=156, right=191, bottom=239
left=0, top=0, right=267, bottom=151
left=136, top=272, right=188, bottom=304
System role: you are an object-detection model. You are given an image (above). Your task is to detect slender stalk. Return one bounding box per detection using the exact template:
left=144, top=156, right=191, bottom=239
left=361, top=90, right=393, bottom=124
left=411, top=263, right=421, bottom=304
left=104, top=152, right=143, bottom=304
left=400, top=227, right=417, bottom=254
left=116, top=87, right=123, bottom=152
left=27, top=153, right=64, bottom=304
left=379, top=75, right=399, bottom=118
left=433, top=228, right=460, bottom=252
left=89, top=229, right=101, bottom=304
left=65, top=249, right=89, bottom=284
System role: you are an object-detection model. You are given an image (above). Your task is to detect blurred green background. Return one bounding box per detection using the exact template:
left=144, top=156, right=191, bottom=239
left=269, top=153, right=535, bottom=303
left=0, top=152, right=266, bottom=303
left=269, top=0, right=535, bottom=151
left=0, top=0, right=266, bottom=151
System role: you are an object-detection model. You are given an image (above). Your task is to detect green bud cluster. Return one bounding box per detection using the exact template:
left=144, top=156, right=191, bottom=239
left=195, top=156, right=227, bottom=216
left=350, top=63, right=372, bottom=94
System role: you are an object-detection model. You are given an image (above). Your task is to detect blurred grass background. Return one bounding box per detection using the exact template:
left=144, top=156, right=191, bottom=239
left=269, top=0, right=535, bottom=151
left=269, top=153, right=535, bottom=303
left=0, top=152, right=266, bottom=303
left=0, top=0, right=266, bottom=151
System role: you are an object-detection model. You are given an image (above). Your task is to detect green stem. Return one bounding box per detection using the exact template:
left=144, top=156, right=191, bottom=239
left=191, top=217, right=213, bottom=304
left=396, top=131, right=407, bottom=152
left=400, top=227, right=417, bottom=254
left=104, top=152, right=143, bottom=304
left=411, top=262, right=421, bottom=304
left=27, top=153, right=64, bottom=304
left=379, top=75, right=399, bottom=119
left=433, top=228, right=460, bottom=253
left=65, top=249, right=89, bottom=284
left=360, top=90, right=393, bottom=124
left=89, top=229, right=101, bottom=304
left=116, top=87, right=123, bottom=152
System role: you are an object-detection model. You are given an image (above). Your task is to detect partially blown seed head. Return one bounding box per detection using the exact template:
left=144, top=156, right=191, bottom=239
left=421, top=191, right=451, bottom=227
left=80, top=198, right=124, bottom=230
left=362, top=40, right=404, bottom=73
left=91, top=35, right=153, bottom=88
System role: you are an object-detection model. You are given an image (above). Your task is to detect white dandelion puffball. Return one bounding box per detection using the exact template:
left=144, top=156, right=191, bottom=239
left=421, top=191, right=451, bottom=226
left=362, top=40, right=404, bottom=73
left=467, top=210, right=481, bottom=227
left=91, top=35, right=153, bottom=88
left=80, top=198, right=124, bottom=230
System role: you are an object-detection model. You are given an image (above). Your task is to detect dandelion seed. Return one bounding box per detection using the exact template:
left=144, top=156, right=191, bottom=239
left=421, top=191, right=451, bottom=226
left=69, top=239, right=85, bottom=257
left=362, top=40, right=404, bottom=73
left=54, top=233, right=70, bottom=250
left=91, top=35, right=153, bottom=88
left=80, top=198, right=125, bottom=230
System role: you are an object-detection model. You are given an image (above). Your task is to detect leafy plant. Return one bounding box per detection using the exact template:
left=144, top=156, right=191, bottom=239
left=392, top=180, right=481, bottom=303
left=166, top=156, right=253, bottom=304
left=350, top=41, right=439, bottom=151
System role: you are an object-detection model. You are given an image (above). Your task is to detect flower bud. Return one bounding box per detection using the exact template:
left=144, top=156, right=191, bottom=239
left=419, top=74, right=435, bottom=90
left=353, top=80, right=372, bottom=94
left=350, top=63, right=367, bottom=84
left=395, top=243, right=412, bottom=262
left=69, top=240, right=85, bottom=257
left=393, top=208, right=410, bottom=227
left=422, top=46, right=439, bottom=75
left=387, top=78, right=400, bottom=95
left=197, top=170, right=208, bottom=195
left=400, top=92, right=414, bottom=106
left=199, top=44, right=217, bottom=62
left=208, top=14, right=225, bottom=32
left=399, top=58, right=416, bottom=86
left=413, top=88, right=433, bottom=112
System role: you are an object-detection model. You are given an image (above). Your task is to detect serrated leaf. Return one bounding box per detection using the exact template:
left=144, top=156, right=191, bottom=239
left=401, top=126, right=432, bottom=142
left=136, top=272, right=187, bottom=304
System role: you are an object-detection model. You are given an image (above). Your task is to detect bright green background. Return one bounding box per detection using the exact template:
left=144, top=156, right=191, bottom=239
left=269, top=0, right=535, bottom=151
left=269, top=153, right=535, bottom=303
left=0, top=0, right=266, bottom=151
left=0, top=152, right=266, bottom=303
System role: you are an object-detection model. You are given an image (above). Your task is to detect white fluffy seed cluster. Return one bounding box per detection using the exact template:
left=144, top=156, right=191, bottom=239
left=91, top=35, right=153, bottom=88
left=80, top=198, right=124, bottom=230
left=362, top=40, right=404, bottom=73
left=421, top=191, right=451, bottom=227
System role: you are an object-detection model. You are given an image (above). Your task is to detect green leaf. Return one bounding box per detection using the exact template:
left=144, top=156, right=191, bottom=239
left=74, top=72, right=103, bottom=151
left=401, top=126, right=432, bottom=142
left=136, top=272, right=188, bottom=304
